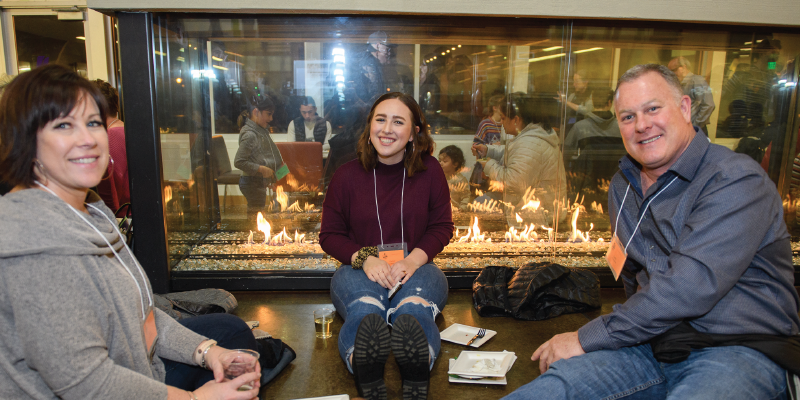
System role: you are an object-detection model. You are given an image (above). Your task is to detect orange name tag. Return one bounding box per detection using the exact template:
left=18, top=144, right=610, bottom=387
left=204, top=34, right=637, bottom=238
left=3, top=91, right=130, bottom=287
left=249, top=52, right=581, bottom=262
left=606, top=235, right=627, bottom=281
left=379, top=249, right=405, bottom=266
left=143, top=309, right=158, bottom=360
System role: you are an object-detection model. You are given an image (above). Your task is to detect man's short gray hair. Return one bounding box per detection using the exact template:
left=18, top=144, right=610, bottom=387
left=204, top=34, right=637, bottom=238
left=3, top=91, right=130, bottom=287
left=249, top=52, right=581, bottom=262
left=615, top=63, right=684, bottom=103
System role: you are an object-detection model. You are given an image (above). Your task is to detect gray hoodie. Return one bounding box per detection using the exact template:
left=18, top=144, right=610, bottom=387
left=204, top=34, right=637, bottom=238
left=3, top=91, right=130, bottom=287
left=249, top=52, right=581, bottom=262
left=484, top=123, right=567, bottom=224
left=0, top=189, right=205, bottom=399
left=564, top=110, right=621, bottom=152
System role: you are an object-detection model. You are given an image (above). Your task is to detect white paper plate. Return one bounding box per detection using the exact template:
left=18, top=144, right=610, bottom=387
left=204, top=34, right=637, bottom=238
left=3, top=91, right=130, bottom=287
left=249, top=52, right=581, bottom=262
left=447, top=355, right=517, bottom=385
left=440, top=323, right=497, bottom=348
left=291, top=395, right=349, bottom=400
left=448, top=351, right=515, bottom=378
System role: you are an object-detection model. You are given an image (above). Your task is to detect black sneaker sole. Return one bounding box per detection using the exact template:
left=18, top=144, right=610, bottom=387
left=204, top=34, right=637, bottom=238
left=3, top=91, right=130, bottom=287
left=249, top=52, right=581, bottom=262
left=391, top=314, right=430, bottom=400
left=353, top=313, right=390, bottom=400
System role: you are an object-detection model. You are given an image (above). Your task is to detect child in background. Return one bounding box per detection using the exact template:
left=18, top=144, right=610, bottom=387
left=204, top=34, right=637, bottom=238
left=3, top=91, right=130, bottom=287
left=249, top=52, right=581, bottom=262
left=438, top=145, right=470, bottom=211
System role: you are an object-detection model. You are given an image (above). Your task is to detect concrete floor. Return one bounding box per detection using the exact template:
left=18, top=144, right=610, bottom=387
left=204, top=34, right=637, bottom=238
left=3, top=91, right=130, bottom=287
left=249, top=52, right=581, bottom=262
left=236, top=288, right=800, bottom=400
left=234, top=288, right=627, bottom=400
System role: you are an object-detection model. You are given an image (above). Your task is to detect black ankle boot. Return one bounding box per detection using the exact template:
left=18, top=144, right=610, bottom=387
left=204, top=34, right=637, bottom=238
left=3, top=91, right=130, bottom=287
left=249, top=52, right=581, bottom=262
left=352, top=313, right=390, bottom=400
left=391, top=314, right=430, bottom=400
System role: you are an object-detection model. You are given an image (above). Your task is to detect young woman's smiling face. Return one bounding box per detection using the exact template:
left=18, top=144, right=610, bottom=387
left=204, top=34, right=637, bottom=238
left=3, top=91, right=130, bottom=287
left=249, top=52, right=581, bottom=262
left=369, top=98, right=418, bottom=165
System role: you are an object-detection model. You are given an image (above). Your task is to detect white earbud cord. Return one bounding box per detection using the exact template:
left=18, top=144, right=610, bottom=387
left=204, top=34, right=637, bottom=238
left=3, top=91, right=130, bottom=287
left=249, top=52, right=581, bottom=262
left=373, top=167, right=406, bottom=247
left=615, top=175, right=679, bottom=252
left=34, top=181, right=151, bottom=320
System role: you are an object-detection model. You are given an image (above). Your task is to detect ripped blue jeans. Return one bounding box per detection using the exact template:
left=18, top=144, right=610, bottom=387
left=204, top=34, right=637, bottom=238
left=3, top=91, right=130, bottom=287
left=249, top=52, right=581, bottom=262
left=330, top=263, right=448, bottom=373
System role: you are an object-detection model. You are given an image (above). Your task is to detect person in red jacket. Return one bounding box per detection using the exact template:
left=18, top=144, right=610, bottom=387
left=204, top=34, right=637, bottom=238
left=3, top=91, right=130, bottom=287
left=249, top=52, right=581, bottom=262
left=320, top=92, right=453, bottom=400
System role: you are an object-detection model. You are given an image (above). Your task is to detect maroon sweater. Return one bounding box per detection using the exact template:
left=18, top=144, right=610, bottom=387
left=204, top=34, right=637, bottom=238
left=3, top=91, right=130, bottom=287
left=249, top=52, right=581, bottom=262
left=320, top=154, right=454, bottom=265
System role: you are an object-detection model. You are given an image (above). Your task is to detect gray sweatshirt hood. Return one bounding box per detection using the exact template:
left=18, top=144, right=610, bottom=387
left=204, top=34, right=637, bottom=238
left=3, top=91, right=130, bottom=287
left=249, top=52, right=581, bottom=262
left=583, top=110, right=617, bottom=130
left=518, top=123, right=561, bottom=148
left=0, top=188, right=124, bottom=258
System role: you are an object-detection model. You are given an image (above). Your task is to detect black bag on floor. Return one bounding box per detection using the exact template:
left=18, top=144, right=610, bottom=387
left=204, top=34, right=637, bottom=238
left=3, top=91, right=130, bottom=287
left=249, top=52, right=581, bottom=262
left=256, top=336, right=297, bottom=384
left=473, top=262, right=601, bottom=321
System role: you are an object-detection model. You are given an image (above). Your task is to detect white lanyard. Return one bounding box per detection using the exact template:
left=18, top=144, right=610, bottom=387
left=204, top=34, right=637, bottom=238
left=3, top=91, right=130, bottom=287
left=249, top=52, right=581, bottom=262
left=614, top=175, right=679, bottom=252
left=373, top=167, right=405, bottom=247
left=35, top=182, right=152, bottom=320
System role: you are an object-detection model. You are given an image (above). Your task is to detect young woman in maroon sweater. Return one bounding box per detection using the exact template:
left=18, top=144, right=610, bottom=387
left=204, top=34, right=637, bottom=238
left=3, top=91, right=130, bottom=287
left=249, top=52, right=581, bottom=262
left=320, top=92, right=453, bottom=400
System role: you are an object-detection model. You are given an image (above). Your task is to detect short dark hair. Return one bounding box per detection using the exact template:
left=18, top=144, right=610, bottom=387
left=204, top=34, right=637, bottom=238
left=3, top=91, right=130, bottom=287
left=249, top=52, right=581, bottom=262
left=438, top=145, right=465, bottom=171
left=505, top=92, right=558, bottom=131
left=596, top=87, right=615, bottom=107
left=299, top=96, right=316, bottom=108
left=251, top=94, right=274, bottom=113
left=356, top=92, right=433, bottom=177
left=92, top=79, right=119, bottom=116
left=0, top=64, right=109, bottom=188
left=615, top=64, right=683, bottom=103
left=238, top=94, right=275, bottom=128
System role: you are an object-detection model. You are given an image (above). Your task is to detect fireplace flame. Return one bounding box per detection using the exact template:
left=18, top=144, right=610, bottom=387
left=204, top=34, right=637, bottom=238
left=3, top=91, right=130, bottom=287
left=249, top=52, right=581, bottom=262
left=257, top=212, right=271, bottom=244
left=450, top=182, right=469, bottom=192
left=520, top=187, right=541, bottom=211
left=268, top=227, right=293, bottom=245
left=521, top=200, right=540, bottom=211
left=542, top=226, right=554, bottom=242
left=567, top=206, right=593, bottom=242
left=468, top=198, right=502, bottom=213
left=275, top=186, right=288, bottom=212
left=247, top=230, right=254, bottom=244
left=475, top=189, right=484, bottom=197
left=456, top=217, right=490, bottom=243
left=286, top=201, right=303, bottom=213
left=164, top=186, right=173, bottom=203
left=598, top=179, right=611, bottom=192
left=505, top=223, right=538, bottom=242
left=286, top=174, right=300, bottom=191
left=304, top=202, right=319, bottom=212
left=294, top=229, right=305, bottom=244
left=591, top=201, right=604, bottom=214
left=515, top=213, right=523, bottom=224
left=488, top=181, right=504, bottom=192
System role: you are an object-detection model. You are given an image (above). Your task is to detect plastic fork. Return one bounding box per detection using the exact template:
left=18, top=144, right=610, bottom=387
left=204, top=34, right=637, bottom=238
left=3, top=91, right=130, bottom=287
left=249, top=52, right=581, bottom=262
left=465, top=328, right=486, bottom=346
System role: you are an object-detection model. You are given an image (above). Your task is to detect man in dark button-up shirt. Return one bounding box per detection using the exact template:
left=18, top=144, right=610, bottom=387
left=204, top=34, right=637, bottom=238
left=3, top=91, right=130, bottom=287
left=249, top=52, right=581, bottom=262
left=503, top=64, right=799, bottom=400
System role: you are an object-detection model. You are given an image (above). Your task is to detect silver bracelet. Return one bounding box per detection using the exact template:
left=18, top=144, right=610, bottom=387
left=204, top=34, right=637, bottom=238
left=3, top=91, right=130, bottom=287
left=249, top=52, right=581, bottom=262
left=201, top=341, right=216, bottom=369
left=194, top=339, right=217, bottom=369
left=188, top=390, right=198, bottom=400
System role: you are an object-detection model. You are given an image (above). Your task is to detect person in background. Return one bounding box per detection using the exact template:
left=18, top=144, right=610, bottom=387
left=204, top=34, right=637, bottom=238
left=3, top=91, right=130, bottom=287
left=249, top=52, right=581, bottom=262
left=287, top=96, right=333, bottom=155
left=438, top=145, right=470, bottom=211
left=418, top=54, right=441, bottom=121
left=472, top=93, right=567, bottom=226
left=320, top=92, right=452, bottom=400
left=474, top=94, right=505, bottom=145
left=563, top=88, right=620, bottom=152
left=234, top=95, right=284, bottom=223
left=668, top=56, right=716, bottom=133
left=91, top=79, right=130, bottom=213
left=352, top=31, right=391, bottom=104
left=503, top=64, right=799, bottom=400
left=0, top=64, right=263, bottom=400
left=557, top=69, right=594, bottom=132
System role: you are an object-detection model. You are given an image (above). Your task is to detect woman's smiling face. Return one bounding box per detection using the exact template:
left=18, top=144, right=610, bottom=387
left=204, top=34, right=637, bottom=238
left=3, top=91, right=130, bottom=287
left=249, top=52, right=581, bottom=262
left=369, top=98, right=418, bottom=165
left=36, top=94, right=109, bottom=197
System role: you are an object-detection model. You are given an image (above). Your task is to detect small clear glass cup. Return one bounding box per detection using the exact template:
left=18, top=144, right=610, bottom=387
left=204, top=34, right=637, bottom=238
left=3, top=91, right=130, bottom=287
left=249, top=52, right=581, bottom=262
left=314, top=307, right=335, bottom=339
left=219, top=349, right=259, bottom=391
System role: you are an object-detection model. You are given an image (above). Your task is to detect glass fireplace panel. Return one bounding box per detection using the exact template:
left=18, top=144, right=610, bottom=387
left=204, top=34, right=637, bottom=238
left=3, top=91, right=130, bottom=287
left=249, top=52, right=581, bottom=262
left=150, top=14, right=800, bottom=274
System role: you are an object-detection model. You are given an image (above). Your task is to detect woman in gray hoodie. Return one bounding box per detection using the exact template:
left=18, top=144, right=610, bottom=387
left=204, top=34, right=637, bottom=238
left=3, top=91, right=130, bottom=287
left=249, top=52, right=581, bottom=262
left=0, top=65, right=262, bottom=400
left=472, top=93, right=568, bottom=226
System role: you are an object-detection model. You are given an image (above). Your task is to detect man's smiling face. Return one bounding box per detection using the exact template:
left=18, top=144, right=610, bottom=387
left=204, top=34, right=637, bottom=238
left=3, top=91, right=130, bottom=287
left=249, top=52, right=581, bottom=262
left=615, top=71, right=695, bottom=177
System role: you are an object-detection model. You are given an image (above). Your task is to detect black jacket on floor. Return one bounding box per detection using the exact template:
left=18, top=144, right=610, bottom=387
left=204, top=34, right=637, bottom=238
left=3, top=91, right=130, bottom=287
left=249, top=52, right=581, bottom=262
left=473, top=262, right=601, bottom=321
